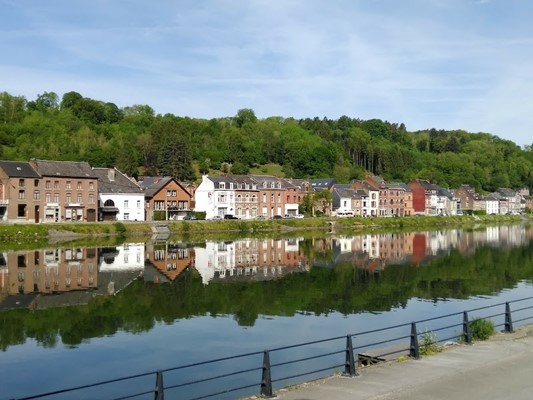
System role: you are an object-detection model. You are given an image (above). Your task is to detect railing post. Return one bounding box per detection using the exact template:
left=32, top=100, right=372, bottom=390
left=409, top=322, right=420, bottom=359
left=154, top=370, right=164, bottom=400
left=343, top=335, right=358, bottom=377
left=505, top=302, right=514, bottom=333
left=463, top=311, right=472, bottom=344
left=260, top=350, right=274, bottom=398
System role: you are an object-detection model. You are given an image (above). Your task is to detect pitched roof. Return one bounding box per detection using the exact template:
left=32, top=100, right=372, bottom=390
left=92, top=168, right=143, bottom=194
left=30, top=159, right=96, bottom=178
left=143, top=176, right=173, bottom=197
left=0, top=161, right=40, bottom=178
left=311, top=178, right=335, bottom=191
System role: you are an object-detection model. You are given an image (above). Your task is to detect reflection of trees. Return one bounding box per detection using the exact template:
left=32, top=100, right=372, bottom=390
left=2, top=241, right=533, bottom=350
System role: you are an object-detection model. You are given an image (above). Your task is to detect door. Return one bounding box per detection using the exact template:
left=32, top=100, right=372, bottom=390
left=34, top=206, right=40, bottom=223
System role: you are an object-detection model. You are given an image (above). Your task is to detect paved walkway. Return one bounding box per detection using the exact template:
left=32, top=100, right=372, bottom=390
left=264, top=324, right=533, bottom=400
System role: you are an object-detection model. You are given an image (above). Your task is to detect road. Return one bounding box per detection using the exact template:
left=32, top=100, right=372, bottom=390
left=262, top=324, right=533, bottom=400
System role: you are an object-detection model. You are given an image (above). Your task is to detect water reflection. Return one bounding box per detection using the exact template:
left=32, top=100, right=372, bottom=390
left=1, top=224, right=533, bottom=310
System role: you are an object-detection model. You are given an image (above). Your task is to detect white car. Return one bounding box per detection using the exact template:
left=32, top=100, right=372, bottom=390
left=293, top=214, right=304, bottom=219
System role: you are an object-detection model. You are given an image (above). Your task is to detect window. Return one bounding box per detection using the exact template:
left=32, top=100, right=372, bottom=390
left=89, top=181, right=94, bottom=190
left=45, top=180, right=51, bottom=189
left=77, top=181, right=82, bottom=190
left=124, top=213, right=130, bottom=220
left=54, top=193, right=59, bottom=203
left=19, top=179, right=25, bottom=187
left=33, top=190, right=40, bottom=200
left=34, top=179, right=39, bottom=187
left=89, top=194, right=94, bottom=204
left=18, top=204, right=26, bottom=217
left=124, top=200, right=129, bottom=209
left=66, top=181, right=71, bottom=189
left=54, top=181, right=59, bottom=189
left=220, top=183, right=225, bottom=189
left=45, top=193, right=51, bottom=202
left=77, top=194, right=82, bottom=203
left=18, top=190, right=25, bottom=200
left=137, top=200, right=141, bottom=209
left=66, top=193, right=71, bottom=203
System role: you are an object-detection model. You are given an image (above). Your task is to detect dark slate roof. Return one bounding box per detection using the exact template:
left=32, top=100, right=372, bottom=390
left=92, top=168, right=143, bottom=194
left=30, top=159, right=96, bottom=178
left=0, top=161, right=40, bottom=178
left=143, top=176, right=173, bottom=197
left=311, top=178, right=335, bottom=191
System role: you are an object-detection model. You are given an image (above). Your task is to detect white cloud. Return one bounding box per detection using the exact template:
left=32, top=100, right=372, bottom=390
left=1, top=0, right=532, bottom=146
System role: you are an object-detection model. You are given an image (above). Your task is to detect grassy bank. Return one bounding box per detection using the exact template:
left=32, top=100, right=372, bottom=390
left=0, top=214, right=527, bottom=245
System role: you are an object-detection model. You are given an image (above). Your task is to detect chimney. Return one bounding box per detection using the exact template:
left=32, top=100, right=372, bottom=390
left=108, top=168, right=115, bottom=182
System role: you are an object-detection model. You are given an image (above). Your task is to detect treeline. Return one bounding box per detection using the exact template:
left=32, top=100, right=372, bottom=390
left=1, top=91, right=533, bottom=192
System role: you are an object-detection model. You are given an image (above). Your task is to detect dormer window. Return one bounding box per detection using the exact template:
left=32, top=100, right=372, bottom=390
left=229, top=183, right=233, bottom=189
left=220, top=183, right=225, bottom=189
left=263, top=182, right=267, bottom=189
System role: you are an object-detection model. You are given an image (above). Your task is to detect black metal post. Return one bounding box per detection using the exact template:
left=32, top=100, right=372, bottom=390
left=343, top=335, right=358, bottom=377
left=260, top=350, right=274, bottom=398
left=409, top=322, right=420, bottom=359
left=154, top=370, right=164, bottom=400
left=463, top=311, right=472, bottom=344
left=505, top=302, right=514, bottom=333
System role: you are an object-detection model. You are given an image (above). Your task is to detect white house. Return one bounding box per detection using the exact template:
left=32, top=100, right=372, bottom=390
left=195, top=175, right=237, bottom=220
left=484, top=195, right=499, bottom=215
left=93, top=168, right=145, bottom=221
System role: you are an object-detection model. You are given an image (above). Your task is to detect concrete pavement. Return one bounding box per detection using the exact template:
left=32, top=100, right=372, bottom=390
left=262, top=324, right=533, bottom=400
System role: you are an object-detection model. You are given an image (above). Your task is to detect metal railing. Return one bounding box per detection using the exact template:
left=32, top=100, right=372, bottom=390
left=11, top=296, right=533, bottom=400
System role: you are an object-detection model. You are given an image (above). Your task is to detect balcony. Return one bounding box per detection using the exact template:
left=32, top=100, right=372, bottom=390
left=0, top=199, right=8, bottom=205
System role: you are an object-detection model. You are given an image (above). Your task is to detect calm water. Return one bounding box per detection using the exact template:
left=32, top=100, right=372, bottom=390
left=2, top=224, right=533, bottom=399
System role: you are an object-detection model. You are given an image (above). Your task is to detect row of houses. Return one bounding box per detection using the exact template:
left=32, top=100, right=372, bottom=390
left=1, top=159, right=532, bottom=223
left=0, top=160, right=194, bottom=223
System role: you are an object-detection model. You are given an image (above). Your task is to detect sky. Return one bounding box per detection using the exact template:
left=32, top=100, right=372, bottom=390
left=1, top=0, right=532, bottom=147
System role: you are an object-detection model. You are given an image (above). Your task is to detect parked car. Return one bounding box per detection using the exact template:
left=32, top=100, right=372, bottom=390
left=209, top=215, right=222, bottom=220
left=183, top=214, right=197, bottom=220
left=293, top=214, right=304, bottom=219
left=272, top=215, right=283, bottom=220
left=255, top=215, right=266, bottom=220
left=224, top=214, right=239, bottom=220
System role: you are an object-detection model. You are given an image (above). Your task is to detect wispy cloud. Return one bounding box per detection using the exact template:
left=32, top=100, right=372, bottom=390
left=1, top=0, right=532, bottom=146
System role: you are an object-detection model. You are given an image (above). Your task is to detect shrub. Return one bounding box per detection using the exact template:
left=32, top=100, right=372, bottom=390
left=419, top=329, right=441, bottom=356
left=469, top=318, right=494, bottom=341
left=114, top=222, right=127, bottom=236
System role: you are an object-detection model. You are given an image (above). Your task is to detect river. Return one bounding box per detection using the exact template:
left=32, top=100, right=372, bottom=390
left=1, top=224, right=533, bottom=399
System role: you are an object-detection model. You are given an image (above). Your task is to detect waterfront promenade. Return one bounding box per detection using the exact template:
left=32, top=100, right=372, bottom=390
left=265, top=324, right=533, bottom=400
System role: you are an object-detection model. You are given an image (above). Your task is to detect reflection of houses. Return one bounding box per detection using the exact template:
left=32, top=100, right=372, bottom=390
left=98, top=244, right=145, bottom=272
left=0, top=247, right=98, bottom=296
left=145, top=242, right=194, bottom=281
left=194, top=238, right=308, bottom=284
left=93, top=168, right=145, bottom=221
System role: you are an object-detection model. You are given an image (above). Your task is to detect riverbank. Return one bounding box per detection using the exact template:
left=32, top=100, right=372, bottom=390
left=0, top=214, right=528, bottom=245
left=268, top=323, right=533, bottom=400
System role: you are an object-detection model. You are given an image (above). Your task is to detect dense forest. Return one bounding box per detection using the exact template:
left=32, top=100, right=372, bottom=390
left=1, top=90, right=533, bottom=192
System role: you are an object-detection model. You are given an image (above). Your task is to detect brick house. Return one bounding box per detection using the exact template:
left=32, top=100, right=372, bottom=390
left=0, top=160, right=41, bottom=223
left=30, top=159, right=98, bottom=222
left=141, top=176, right=193, bottom=221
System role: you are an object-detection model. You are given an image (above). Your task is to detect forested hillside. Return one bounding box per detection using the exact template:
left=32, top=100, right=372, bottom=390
left=1, top=91, right=533, bottom=192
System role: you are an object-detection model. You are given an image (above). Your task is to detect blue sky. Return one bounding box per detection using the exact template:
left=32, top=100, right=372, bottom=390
left=2, top=0, right=532, bottom=147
